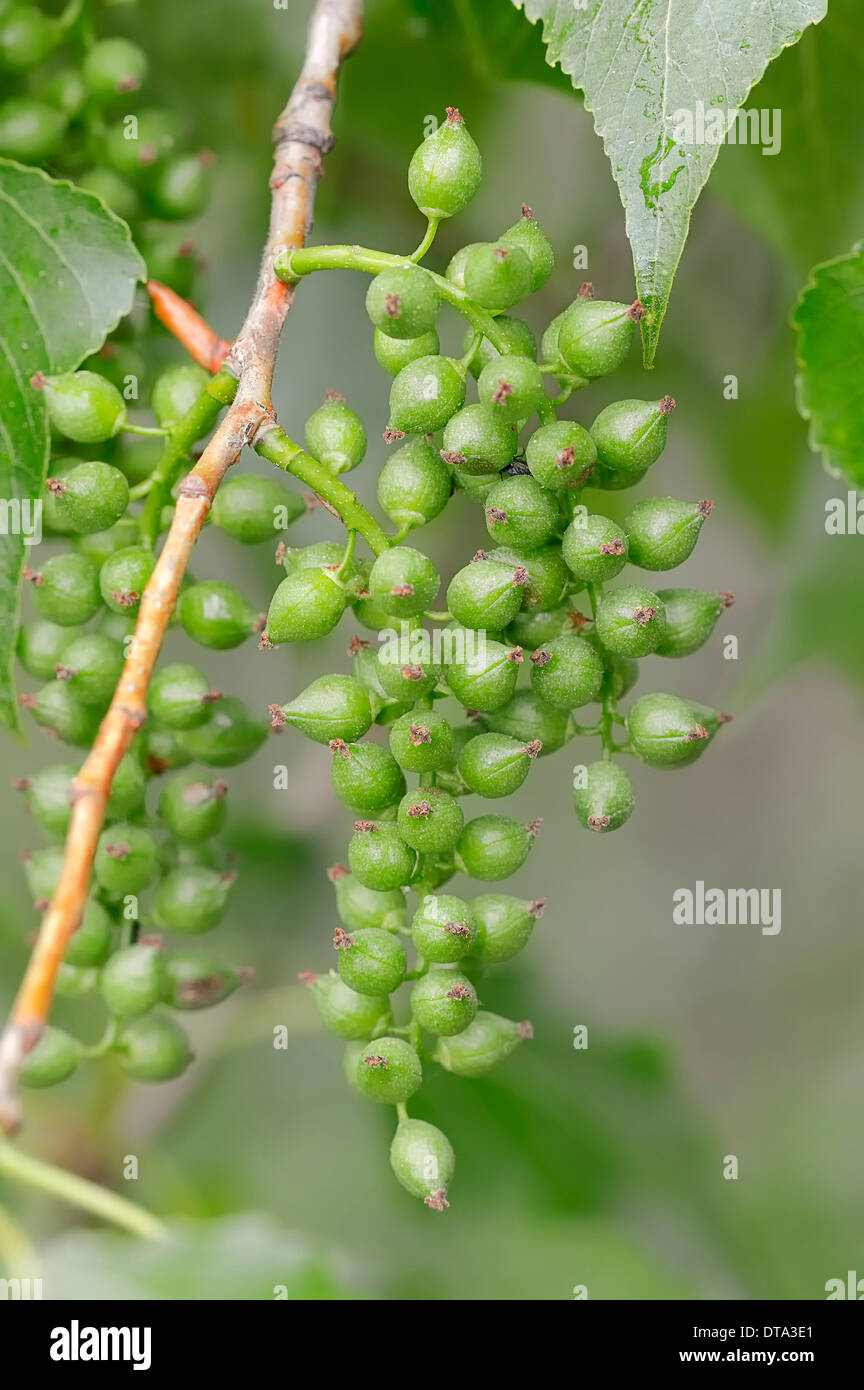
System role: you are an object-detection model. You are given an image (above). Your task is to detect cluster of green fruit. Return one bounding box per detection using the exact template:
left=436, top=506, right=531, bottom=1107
left=265, top=109, right=734, bottom=1210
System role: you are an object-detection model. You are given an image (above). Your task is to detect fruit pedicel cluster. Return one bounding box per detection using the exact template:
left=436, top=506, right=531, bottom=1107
left=11, top=93, right=734, bottom=1213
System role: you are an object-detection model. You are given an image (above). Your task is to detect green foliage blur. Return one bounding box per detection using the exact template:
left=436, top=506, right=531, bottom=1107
left=1, top=0, right=863, bottom=1300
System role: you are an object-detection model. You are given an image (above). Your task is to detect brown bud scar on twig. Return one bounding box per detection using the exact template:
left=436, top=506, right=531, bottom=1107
left=599, top=539, right=626, bottom=556
left=521, top=202, right=534, bottom=219
left=486, top=506, right=508, bottom=525
left=531, top=649, right=552, bottom=667
left=493, top=247, right=509, bottom=261
left=577, top=282, right=594, bottom=299
left=268, top=704, right=286, bottom=731
left=29, top=371, right=46, bottom=389
left=22, top=568, right=43, bottom=586
left=104, top=842, right=130, bottom=861
left=201, top=690, right=222, bottom=705
left=333, top=927, right=354, bottom=950
left=326, top=864, right=349, bottom=882
left=556, top=445, right=576, bottom=469
left=587, top=814, right=611, bottom=832
left=517, top=1020, right=534, bottom=1040
left=470, top=549, right=487, bottom=563
left=491, top=380, right=513, bottom=405
left=528, top=899, right=546, bottom=918
left=177, top=474, right=210, bottom=500
left=407, top=800, right=432, bottom=819
left=12, top=779, right=31, bottom=792
left=717, top=712, right=734, bottom=724
left=444, top=922, right=471, bottom=937
left=297, top=970, right=318, bottom=987
left=627, top=299, right=646, bottom=321
left=274, top=541, right=287, bottom=565
left=633, top=606, right=657, bottom=627
left=55, top=665, right=74, bottom=682
left=324, top=388, right=345, bottom=403
left=697, top=498, right=715, bottom=518
left=524, top=740, right=542, bottom=759
left=445, top=106, right=463, bottom=124
left=719, top=593, right=735, bottom=609
left=329, top=738, right=351, bottom=757
left=424, top=1188, right=450, bottom=1212
left=507, top=647, right=524, bottom=664
left=112, top=590, right=139, bottom=608
left=45, top=477, right=66, bottom=495
left=687, top=724, right=710, bottom=742
left=384, top=293, right=401, bottom=318
left=257, top=632, right=275, bottom=650
left=440, top=449, right=467, bottom=466
left=512, top=566, right=530, bottom=587
left=353, top=820, right=377, bottom=833
left=400, top=664, right=425, bottom=681
left=383, top=428, right=405, bottom=444
left=525, top=819, right=543, bottom=837
left=347, top=634, right=370, bottom=656
left=363, top=1053, right=388, bottom=1068
left=659, top=395, right=677, bottom=415
left=389, top=583, right=415, bottom=597
left=409, top=724, right=431, bottom=746
left=446, top=984, right=472, bottom=1000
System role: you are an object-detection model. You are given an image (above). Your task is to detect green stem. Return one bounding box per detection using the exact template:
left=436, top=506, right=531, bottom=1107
left=0, top=1203, right=39, bottom=1277
left=410, top=218, right=440, bottom=262
left=257, top=426, right=390, bottom=556
left=124, top=423, right=171, bottom=438
left=0, top=1139, right=168, bottom=1241
left=395, top=1101, right=409, bottom=1122
left=333, top=528, right=357, bottom=583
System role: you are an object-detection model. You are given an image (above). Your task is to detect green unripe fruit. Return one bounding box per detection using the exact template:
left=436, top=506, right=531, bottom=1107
left=266, top=569, right=346, bottom=643
left=348, top=821, right=415, bottom=891
left=212, top=474, right=304, bottom=544
left=65, top=899, right=115, bottom=968
left=20, top=763, right=76, bottom=839
left=332, top=868, right=406, bottom=933
left=106, top=753, right=147, bottom=821
left=458, top=732, right=540, bottom=798
left=100, top=943, right=166, bottom=1018
left=561, top=512, right=629, bottom=584
left=397, top=786, right=464, bottom=854
left=304, top=393, right=366, bottom=475
left=151, top=154, right=211, bottom=220
left=472, top=894, right=543, bottom=964
left=434, top=1011, right=531, bottom=1076
left=368, top=546, right=440, bottom=620
left=455, top=814, right=536, bottom=881
left=525, top=420, right=597, bottom=491
left=115, top=1013, right=192, bottom=1082
left=94, top=824, right=160, bottom=896
left=41, top=457, right=78, bottom=536
left=20, top=1027, right=78, bottom=1089
left=570, top=759, right=634, bottom=833
left=407, top=107, right=481, bottom=219
left=499, top=204, right=555, bottom=290
left=104, top=107, right=179, bottom=178
left=140, top=724, right=192, bottom=774
left=280, top=675, right=372, bottom=745
left=485, top=688, right=569, bottom=755
left=138, top=224, right=197, bottom=296
left=162, top=953, right=245, bottom=1010
left=484, top=475, right=557, bottom=550
left=355, top=1037, right=422, bottom=1104
left=624, top=497, right=714, bottom=571
left=374, top=326, right=440, bottom=376
left=376, top=437, right=451, bottom=528
left=82, top=37, right=148, bottom=100
left=463, top=314, right=536, bottom=378
left=477, top=354, right=545, bottom=425
left=335, top=926, right=406, bottom=997
left=627, top=692, right=713, bottom=768
left=159, top=774, right=228, bottom=842
left=23, top=845, right=65, bottom=903
left=0, top=97, right=66, bottom=161
left=390, top=1119, right=454, bottom=1210
left=366, top=266, right=440, bottom=339
left=30, top=552, right=102, bottom=626
left=55, top=964, right=99, bottom=998
left=179, top=581, right=259, bottom=649
left=687, top=701, right=732, bottom=745
left=446, top=638, right=521, bottom=713
left=330, top=740, right=406, bottom=815
left=529, top=634, right=604, bottom=710
left=505, top=605, right=568, bottom=649
left=450, top=469, right=498, bottom=502
left=304, top=970, right=390, bottom=1040
left=114, top=434, right=161, bottom=487
left=39, top=66, right=87, bottom=118
left=150, top=364, right=209, bottom=429
left=410, top=967, right=477, bottom=1036
left=595, top=585, right=667, bottom=658
left=411, top=893, right=478, bottom=962
left=281, top=541, right=364, bottom=586
left=374, top=645, right=440, bottom=703
left=79, top=166, right=140, bottom=222
left=32, top=681, right=102, bottom=747
left=0, top=8, right=57, bottom=71
left=42, top=371, right=126, bottom=444
left=153, top=867, right=233, bottom=933
left=463, top=242, right=533, bottom=311
left=441, top=403, right=515, bottom=475
left=447, top=560, right=525, bottom=631
left=17, top=619, right=81, bottom=680
left=75, top=517, right=139, bottom=567
left=486, top=543, right=568, bottom=611
left=388, top=355, right=466, bottom=435
left=99, top=546, right=155, bottom=616
left=591, top=396, right=675, bottom=474
left=556, top=298, right=640, bottom=378
left=389, top=709, right=454, bottom=773
left=445, top=242, right=484, bottom=289
left=655, top=589, right=734, bottom=658
left=176, top=697, right=267, bottom=766
left=149, top=662, right=218, bottom=730
left=55, top=632, right=124, bottom=707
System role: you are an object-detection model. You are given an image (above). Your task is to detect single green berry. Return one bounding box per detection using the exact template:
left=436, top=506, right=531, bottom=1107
left=177, top=696, right=268, bottom=766
left=655, top=589, right=735, bottom=658
left=450, top=469, right=498, bottom=502
left=65, top=899, right=115, bottom=969
left=0, top=7, right=57, bottom=72
left=366, top=266, right=440, bottom=339
left=687, top=701, right=733, bottom=745
left=23, top=845, right=65, bottom=903
left=561, top=512, right=629, bottom=584
left=376, top=437, right=451, bottom=529
left=100, top=943, right=166, bottom=1018
left=94, top=824, right=160, bottom=896
left=499, top=204, right=555, bottom=290
left=138, top=224, right=197, bottom=296
left=374, top=326, right=440, bottom=376
left=17, top=619, right=82, bottom=680
left=389, top=709, right=454, bottom=773
left=484, top=475, right=558, bottom=550
left=444, top=242, right=483, bottom=289
left=163, top=953, right=246, bottom=1010
left=388, top=355, right=466, bottom=435
left=330, top=740, right=406, bottom=815
left=151, top=363, right=210, bottom=429
left=115, top=1013, right=192, bottom=1082
left=55, top=964, right=99, bottom=998
left=355, top=1036, right=422, bottom=1104
left=556, top=298, right=641, bottom=379
left=583, top=631, right=639, bottom=701
left=78, top=166, right=140, bottom=222
left=41, top=371, right=126, bottom=444
left=472, top=893, right=543, bottom=964
left=348, top=820, right=415, bottom=891
left=38, top=65, right=87, bottom=118
left=433, top=1010, right=532, bottom=1076
left=106, top=753, right=147, bottom=821
left=40, top=457, right=78, bottom=536
left=410, top=967, right=477, bottom=1035
left=20, top=1027, right=78, bottom=1089
left=411, top=893, right=478, bottom=963
left=140, top=724, right=192, bottom=775
left=18, top=763, right=76, bottom=839
left=153, top=866, right=234, bottom=933
left=504, top=605, right=568, bottom=649
left=463, top=314, right=536, bottom=379
left=103, top=107, right=179, bottom=178
left=150, top=153, right=211, bottom=220
left=179, top=581, right=259, bottom=649
left=591, top=396, right=675, bottom=475
left=114, top=434, right=162, bottom=487
left=0, top=97, right=66, bottom=161
left=334, top=926, right=407, bottom=997
left=445, top=637, right=522, bottom=713
left=594, top=584, right=667, bottom=658
left=75, top=516, right=140, bottom=567
left=447, top=559, right=526, bottom=631
left=331, top=866, right=406, bottom=933
left=624, top=497, right=714, bottom=571
left=55, top=632, right=124, bottom=707
left=28, top=552, right=102, bottom=626
left=212, top=474, right=304, bottom=544
left=302, top=969, right=391, bottom=1040
left=477, top=354, right=545, bottom=425
left=82, top=36, right=148, bottom=100
left=574, top=760, right=635, bottom=833
left=304, top=393, right=366, bottom=475
left=149, top=662, right=220, bottom=730
left=626, top=692, right=713, bottom=768
left=441, top=403, right=515, bottom=475
left=455, top=814, right=538, bottom=881
left=266, top=568, right=346, bottom=643
left=367, top=547, right=440, bottom=621
left=99, top=546, right=155, bottom=616
left=525, top=420, right=597, bottom=491
left=486, top=543, right=568, bottom=611
left=407, top=107, right=481, bottom=219
left=279, top=675, right=372, bottom=745
left=159, top=773, right=228, bottom=842
left=31, top=681, right=102, bottom=747
left=374, top=644, right=441, bottom=703
left=485, top=689, right=570, bottom=755
left=457, top=731, right=540, bottom=798
left=529, top=634, right=604, bottom=710
left=390, top=1119, right=454, bottom=1211
left=397, top=786, right=464, bottom=854
left=463, top=242, right=533, bottom=311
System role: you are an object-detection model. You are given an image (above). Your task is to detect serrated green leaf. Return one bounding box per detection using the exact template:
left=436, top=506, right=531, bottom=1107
left=0, top=160, right=144, bottom=733
left=512, top=0, right=827, bottom=364
left=793, top=242, right=864, bottom=485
